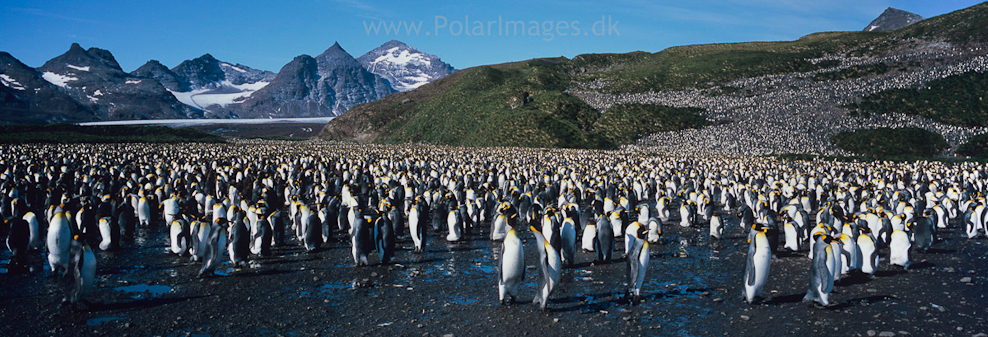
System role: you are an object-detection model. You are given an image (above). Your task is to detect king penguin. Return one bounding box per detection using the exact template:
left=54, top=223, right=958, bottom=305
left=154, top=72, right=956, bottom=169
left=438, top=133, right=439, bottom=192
left=889, top=228, right=911, bottom=269
left=911, top=211, right=935, bottom=252
left=47, top=212, right=72, bottom=277
left=531, top=224, right=562, bottom=311
left=24, top=211, right=42, bottom=251
left=743, top=223, right=772, bottom=304
left=228, top=213, right=250, bottom=267
left=627, top=225, right=650, bottom=304
left=170, top=219, right=191, bottom=256
left=198, top=218, right=229, bottom=277
left=5, top=215, right=30, bottom=269
left=581, top=216, right=597, bottom=252
left=498, top=222, right=525, bottom=305
left=560, top=215, right=577, bottom=268
left=190, top=217, right=210, bottom=262
left=857, top=226, right=879, bottom=276
left=304, top=208, right=322, bottom=252
left=351, top=208, right=372, bottom=266
left=409, top=200, right=425, bottom=253
left=803, top=232, right=835, bottom=307
left=375, top=212, right=396, bottom=264
left=709, top=212, right=724, bottom=240
left=63, top=234, right=96, bottom=308
left=594, top=212, right=614, bottom=263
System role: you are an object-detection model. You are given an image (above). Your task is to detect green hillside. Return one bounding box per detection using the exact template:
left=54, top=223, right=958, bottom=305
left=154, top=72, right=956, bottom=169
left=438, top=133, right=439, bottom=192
left=846, top=71, right=988, bottom=127
left=832, top=127, right=949, bottom=157
left=320, top=3, right=988, bottom=149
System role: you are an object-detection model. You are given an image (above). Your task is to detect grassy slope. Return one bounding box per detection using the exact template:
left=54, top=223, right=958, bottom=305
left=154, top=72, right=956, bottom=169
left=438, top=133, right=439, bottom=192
left=320, top=3, right=988, bottom=149
left=832, top=127, right=949, bottom=157
left=847, top=71, right=988, bottom=127
left=958, top=133, right=988, bottom=158
left=0, top=124, right=225, bottom=143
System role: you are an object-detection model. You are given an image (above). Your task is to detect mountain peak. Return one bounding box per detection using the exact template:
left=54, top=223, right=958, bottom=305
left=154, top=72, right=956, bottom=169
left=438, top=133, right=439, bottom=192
left=319, top=42, right=351, bottom=58
left=357, top=40, right=455, bottom=91
left=864, top=7, right=923, bottom=32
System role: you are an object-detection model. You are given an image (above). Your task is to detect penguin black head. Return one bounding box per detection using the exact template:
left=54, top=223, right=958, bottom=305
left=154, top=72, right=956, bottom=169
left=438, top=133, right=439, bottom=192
left=635, top=224, right=649, bottom=239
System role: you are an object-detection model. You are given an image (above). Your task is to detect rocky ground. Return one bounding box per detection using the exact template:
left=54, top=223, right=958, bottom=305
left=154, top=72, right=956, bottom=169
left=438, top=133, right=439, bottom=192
left=2, top=209, right=987, bottom=336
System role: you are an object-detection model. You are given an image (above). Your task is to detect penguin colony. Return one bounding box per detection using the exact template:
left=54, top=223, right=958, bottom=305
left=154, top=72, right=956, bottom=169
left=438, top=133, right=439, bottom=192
left=1, top=140, right=986, bottom=310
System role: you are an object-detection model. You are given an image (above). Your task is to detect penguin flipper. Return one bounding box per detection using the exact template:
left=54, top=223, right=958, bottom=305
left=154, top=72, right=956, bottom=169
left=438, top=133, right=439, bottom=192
left=744, top=244, right=756, bottom=286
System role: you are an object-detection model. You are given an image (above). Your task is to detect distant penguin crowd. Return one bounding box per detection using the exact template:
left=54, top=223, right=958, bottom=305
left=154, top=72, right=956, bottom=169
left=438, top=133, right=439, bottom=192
left=1, top=141, right=986, bottom=310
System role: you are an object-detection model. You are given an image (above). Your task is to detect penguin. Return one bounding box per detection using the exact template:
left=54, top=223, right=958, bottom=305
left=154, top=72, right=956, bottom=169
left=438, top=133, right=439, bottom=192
left=803, top=232, right=834, bottom=307
left=296, top=204, right=310, bottom=243
left=782, top=215, right=801, bottom=252
left=498, top=223, right=525, bottom=305
left=117, top=200, right=136, bottom=239
left=530, top=224, right=562, bottom=311
left=743, top=223, right=772, bottom=304
left=446, top=205, right=462, bottom=242
left=198, top=219, right=229, bottom=277
left=254, top=212, right=273, bottom=257
left=679, top=202, right=692, bottom=227
left=375, top=213, right=395, bottom=264
left=581, top=218, right=597, bottom=252
left=647, top=216, right=662, bottom=243
left=857, top=226, right=879, bottom=276
left=5, top=216, right=30, bottom=269
left=911, top=211, right=935, bottom=252
left=963, top=209, right=979, bottom=239
left=623, top=221, right=642, bottom=256
left=351, top=209, right=372, bottom=266
left=560, top=217, right=577, bottom=268
left=491, top=202, right=512, bottom=241
left=388, top=205, right=403, bottom=239
left=63, top=235, right=96, bottom=308
left=137, top=196, right=151, bottom=226
left=304, top=209, right=322, bottom=252
left=170, top=220, right=191, bottom=256
left=97, top=217, right=114, bottom=251
left=228, top=215, right=250, bottom=267
left=190, top=218, right=210, bottom=262
left=594, top=212, right=614, bottom=264
left=838, top=232, right=861, bottom=275
left=46, top=212, right=72, bottom=277
left=709, top=213, right=724, bottom=240
left=23, top=211, right=42, bottom=251
left=626, top=225, right=650, bottom=304
left=409, top=201, right=425, bottom=253
left=889, top=229, right=911, bottom=269
left=610, top=208, right=626, bottom=238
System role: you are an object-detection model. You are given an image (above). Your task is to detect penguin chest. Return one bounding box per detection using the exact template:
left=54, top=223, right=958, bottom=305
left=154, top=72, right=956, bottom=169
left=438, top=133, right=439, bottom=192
left=750, top=234, right=771, bottom=286
left=500, top=234, right=525, bottom=282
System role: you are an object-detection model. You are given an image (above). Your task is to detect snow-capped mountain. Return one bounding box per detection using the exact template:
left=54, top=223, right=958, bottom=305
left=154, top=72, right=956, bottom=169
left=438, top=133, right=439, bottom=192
left=132, top=54, right=276, bottom=115
left=357, top=40, right=455, bottom=91
left=0, top=40, right=453, bottom=123
left=36, top=43, right=199, bottom=121
left=229, top=42, right=395, bottom=118
left=864, top=7, right=924, bottom=32
left=0, top=51, right=95, bottom=124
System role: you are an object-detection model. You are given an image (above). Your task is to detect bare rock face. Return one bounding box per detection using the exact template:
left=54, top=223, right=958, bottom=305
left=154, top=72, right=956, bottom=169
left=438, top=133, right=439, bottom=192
left=864, top=7, right=923, bottom=32
left=230, top=42, right=395, bottom=118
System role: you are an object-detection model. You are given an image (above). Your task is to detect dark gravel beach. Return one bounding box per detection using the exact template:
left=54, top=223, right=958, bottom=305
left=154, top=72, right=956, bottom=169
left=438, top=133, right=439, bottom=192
left=3, top=211, right=986, bottom=337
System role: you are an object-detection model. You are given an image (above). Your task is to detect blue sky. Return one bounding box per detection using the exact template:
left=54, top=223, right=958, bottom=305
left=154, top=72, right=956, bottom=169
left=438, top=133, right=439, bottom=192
left=0, top=0, right=982, bottom=72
